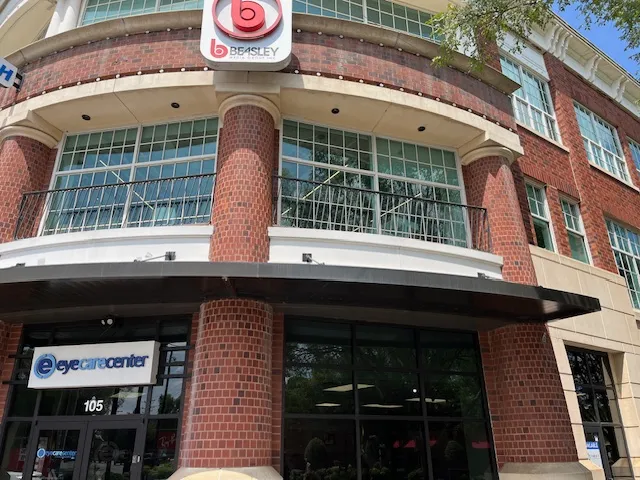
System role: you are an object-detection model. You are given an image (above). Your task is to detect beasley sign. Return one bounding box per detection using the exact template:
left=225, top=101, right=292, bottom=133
left=28, top=341, right=160, bottom=389
left=200, top=0, right=292, bottom=69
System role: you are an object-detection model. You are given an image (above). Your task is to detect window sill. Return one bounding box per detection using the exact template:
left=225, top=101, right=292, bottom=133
left=516, top=121, right=570, bottom=153
left=588, top=162, right=640, bottom=192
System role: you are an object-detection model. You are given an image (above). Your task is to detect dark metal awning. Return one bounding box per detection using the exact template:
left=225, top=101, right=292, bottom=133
left=0, top=262, right=600, bottom=328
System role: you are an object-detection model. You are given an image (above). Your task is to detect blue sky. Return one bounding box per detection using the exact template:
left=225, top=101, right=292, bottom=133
left=555, top=4, right=638, bottom=76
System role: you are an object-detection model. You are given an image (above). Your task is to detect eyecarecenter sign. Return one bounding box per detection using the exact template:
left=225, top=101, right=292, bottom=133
left=27, top=341, right=160, bottom=389
left=200, top=0, right=292, bottom=70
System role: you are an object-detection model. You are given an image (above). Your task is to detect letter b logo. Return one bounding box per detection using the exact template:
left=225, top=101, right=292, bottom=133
left=210, top=39, right=229, bottom=58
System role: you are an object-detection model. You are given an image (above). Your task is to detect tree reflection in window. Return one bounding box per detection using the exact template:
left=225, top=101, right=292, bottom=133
left=283, top=319, right=494, bottom=480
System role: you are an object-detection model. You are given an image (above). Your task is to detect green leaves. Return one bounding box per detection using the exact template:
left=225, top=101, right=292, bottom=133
left=428, top=0, right=639, bottom=78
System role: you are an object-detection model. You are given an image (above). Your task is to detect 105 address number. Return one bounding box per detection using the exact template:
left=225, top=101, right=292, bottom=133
left=83, top=398, right=104, bottom=413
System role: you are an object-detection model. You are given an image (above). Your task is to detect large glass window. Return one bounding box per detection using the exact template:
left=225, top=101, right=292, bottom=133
left=525, top=182, right=554, bottom=251
left=283, top=319, right=496, bottom=480
left=500, top=56, right=559, bottom=142
left=574, top=104, right=630, bottom=183
left=291, top=0, right=439, bottom=41
left=82, top=0, right=439, bottom=42
left=81, top=0, right=202, bottom=25
left=279, top=120, right=470, bottom=248
left=606, top=220, right=640, bottom=309
left=567, top=348, right=633, bottom=479
left=0, top=317, right=190, bottom=480
left=561, top=199, right=589, bottom=264
left=41, top=118, right=217, bottom=236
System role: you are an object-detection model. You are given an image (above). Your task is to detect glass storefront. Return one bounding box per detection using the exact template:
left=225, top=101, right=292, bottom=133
left=0, top=317, right=189, bottom=480
left=567, top=348, right=634, bottom=479
left=283, top=319, right=496, bottom=480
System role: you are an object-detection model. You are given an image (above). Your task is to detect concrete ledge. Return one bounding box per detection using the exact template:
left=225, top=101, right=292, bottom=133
left=169, top=467, right=282, bottom=480
left=269, top=226, right=504, bottom=279
left=500, top=462, right=597, bottom=479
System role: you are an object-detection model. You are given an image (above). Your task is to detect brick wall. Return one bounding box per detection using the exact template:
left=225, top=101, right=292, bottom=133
left=515, top=54, right=640, bottom=274
left=271, top=312, right=284, bottom=473
left=0, top=30, right=513, bottom=130
left=0, top=324, right=23, bottom=419
left=209, top=104, right=276, bottom=262
left=463, top=156, right=537, bottom=285
left=0, top=138, right=55, bottom=243
left=480, top=325, right=578, bottom=467
left=179, top=299, right=273, bottom=468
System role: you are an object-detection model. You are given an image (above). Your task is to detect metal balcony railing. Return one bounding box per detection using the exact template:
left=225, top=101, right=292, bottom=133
left=273, top=176, right=491, bottom=253
left=14, top=174, right=215, bottom=240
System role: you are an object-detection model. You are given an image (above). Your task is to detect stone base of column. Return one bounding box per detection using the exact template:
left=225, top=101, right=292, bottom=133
left=499, top=462, right=600, bottom=479
left=169, top=466, right=282, bottom=480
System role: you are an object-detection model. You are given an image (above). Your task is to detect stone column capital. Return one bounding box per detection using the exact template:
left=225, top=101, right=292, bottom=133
left=0, top=125, right=59, bottom=148
left=460, top=145, right=515, bottom=166
left=218, top=94, right=280, bottom=125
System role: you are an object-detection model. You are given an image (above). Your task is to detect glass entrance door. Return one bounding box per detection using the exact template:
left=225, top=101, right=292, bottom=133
left=585, top=427, right=613, bottom=480
left=25, top=421, right=86, bottom=480
left=80, top=421, right=143, bottom=480
left=22, top=420, right=143, bottom=480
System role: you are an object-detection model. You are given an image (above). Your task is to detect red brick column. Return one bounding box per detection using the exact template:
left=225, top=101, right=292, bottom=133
left=462, top=155, right=536, bottom=285
left=179, top=299, right=273, bottom=468
left=0, top=136, right=54, bottom=243
left=465, top=154, right=577, bottom=469
left=0, top=324, right=23, bottom=418
left=209, top=96, right=278, bottom=262
left=480, top=326, right=577, bottom=468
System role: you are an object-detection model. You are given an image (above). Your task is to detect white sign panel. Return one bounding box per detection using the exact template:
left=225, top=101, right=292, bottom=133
left=28, top=341, right=160, bottom=389
left=0, top=57, right=18, bottom=89
left=200, top=0, right=292, bottom=70
left=586, top=440, right=603, bottom=468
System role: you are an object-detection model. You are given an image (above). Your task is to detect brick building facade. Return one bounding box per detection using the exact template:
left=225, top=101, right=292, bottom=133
left=0, top=2, right=638, bottom=480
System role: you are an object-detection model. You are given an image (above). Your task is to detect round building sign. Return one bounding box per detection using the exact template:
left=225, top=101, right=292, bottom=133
left=200, top=0, right=292, bottom=70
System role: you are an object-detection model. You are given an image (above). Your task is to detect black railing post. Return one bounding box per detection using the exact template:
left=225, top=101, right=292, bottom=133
left=13, top=194, right=28, bottom=240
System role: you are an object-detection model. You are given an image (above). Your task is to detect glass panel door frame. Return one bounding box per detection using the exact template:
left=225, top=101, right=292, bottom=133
left=584, top=425, right=613, bottom=480
left=79, top=418, right=145, bottom=480
left=23, top=419, right=88, bottom=480
left=22, top=418, right=145, bottom=480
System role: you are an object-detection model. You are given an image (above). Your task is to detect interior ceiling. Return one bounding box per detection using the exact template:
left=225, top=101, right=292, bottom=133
left=34, top=82, right=483, bottom=150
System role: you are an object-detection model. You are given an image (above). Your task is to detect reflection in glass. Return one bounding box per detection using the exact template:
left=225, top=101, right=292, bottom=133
left=356, top=326, right=416, bottom=368
left=424, top=375, right=483, bottom=418
left=420, top=331, right=478, bottom=372
left=39, top=386, right=148, bottom=416
left=586, top=353, right=606, bottom=385
left=143, top=419, right=178, bottom=480
left=150, top=379, right=183, bottom=415
left=285, top=367, right=354, bottom=414
left=85, top=428, right=137, bottom=480
left=0, top=422, right=31, bottom=480
left=286, top=320, right=351, bottom=366
left=603, top=426, right=632, bottom=478
left=595, top=390, right=618, bottom=423
left=575, top=387, right=597, bottom=422
left=567, top=350, right=590, bottom=386
left=31, top=429, right=81, bottom=480
left=284, top=419, right=356, bottom=480
left=360, top=421, right=426, bottom=480
left=8, top=386, right=37, bottom=417
left=357, top=372, right=420, bottom=416
left=429, top=422, right=492, bottom=480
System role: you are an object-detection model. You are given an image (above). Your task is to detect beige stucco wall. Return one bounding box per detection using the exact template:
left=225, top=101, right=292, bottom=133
left=531, top=245, right=640, bottom=479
